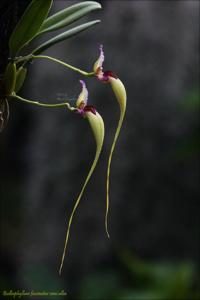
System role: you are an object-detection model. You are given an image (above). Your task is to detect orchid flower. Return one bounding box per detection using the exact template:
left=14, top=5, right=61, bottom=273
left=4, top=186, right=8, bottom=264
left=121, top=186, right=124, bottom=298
left=59, top=80, right=104, bottom=275
left=93, top=45, right=127, bottom=238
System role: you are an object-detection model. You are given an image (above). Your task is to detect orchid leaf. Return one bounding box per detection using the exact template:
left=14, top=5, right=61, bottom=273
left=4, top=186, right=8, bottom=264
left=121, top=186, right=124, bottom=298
left=59, top=111, right=104, bottom=275
left=33, top=20, right=100, bottom=55
left=9, top=0, right=52, bottom=57
left=38, top=1, right=101, bottom=35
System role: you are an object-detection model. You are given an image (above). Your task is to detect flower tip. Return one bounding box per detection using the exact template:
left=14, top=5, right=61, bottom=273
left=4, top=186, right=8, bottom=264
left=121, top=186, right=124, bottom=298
left=79, top=79, right=85, bottom=87
left=99, top=44, right=103, bottom=50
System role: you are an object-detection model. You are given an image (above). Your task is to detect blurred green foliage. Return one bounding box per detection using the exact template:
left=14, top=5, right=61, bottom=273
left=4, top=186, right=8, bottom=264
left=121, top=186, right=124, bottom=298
left=174, top=88, right=200, bottom=159
left=182, top=88, right=199, bottom=111
left=78, top=250, right=199, bottom=300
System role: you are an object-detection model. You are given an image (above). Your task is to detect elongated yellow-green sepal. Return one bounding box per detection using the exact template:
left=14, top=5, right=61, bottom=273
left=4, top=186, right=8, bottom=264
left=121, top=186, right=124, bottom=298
left=15, top=67, right=27, bottom=93
left=59, top=111, right=104, bottom=275
left=105, top=77, right=127, bottom=238
left=2, top=63, right=17, bottom=96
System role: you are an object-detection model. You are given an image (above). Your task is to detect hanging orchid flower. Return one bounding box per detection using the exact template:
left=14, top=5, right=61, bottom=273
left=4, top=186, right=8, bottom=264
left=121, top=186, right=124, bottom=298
left=93, top=45, right=127, bottom=238
left=59, top=80, right=105, bottom=275
left=1, top=0, right=129, bottom=277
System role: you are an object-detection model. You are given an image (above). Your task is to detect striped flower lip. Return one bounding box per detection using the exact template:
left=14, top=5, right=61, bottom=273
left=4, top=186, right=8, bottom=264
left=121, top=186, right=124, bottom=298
left=76, top=80, right=96, bottom=116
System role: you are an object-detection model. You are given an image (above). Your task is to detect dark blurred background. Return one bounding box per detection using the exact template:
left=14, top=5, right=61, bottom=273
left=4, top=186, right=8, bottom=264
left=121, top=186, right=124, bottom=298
left=0, top=0, right=199, bottom=299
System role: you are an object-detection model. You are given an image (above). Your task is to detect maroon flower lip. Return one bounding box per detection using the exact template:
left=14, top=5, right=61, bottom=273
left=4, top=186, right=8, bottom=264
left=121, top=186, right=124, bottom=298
left=97, top=69, right=118, bottom=82
left=103, top=70, right=118, bottom=79
left=83, top=105, right=97, bottom=115
left=76, top=105, right=97, bottom=116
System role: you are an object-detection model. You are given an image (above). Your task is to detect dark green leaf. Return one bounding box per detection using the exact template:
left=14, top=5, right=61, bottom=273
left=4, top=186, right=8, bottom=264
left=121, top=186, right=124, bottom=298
left=39, top=1, right=101, bottom=34
left=9, top=0, right=52, bottom=57
left=33, top=20, right=100, bottom=55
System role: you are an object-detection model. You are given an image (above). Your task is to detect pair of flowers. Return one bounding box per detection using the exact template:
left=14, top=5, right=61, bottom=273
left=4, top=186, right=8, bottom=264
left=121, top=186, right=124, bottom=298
left=59, top=45, right=127, bottom=274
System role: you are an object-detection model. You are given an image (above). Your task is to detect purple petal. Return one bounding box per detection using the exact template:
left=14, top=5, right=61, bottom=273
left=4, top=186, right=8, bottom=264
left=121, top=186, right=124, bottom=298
left=98, top=44, right=105, bottom=68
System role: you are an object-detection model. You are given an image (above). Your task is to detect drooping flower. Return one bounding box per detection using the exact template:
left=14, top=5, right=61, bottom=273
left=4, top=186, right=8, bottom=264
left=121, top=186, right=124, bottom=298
left=59, top=80, right=104, bottom=275
left=93, top=45, right=127, bottom=238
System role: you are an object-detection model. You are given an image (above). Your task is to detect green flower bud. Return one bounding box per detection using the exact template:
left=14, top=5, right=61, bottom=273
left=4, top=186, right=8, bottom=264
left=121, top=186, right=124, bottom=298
left=15, top=66, right=27, bottom=93
left=2, top=62, right=17, bottom=96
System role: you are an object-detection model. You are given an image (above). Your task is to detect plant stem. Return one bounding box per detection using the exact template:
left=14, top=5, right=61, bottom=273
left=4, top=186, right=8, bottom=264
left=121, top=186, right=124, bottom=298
left=15, top=55, right=95, bottom=77
left=9, top=95, right=76, bottom=111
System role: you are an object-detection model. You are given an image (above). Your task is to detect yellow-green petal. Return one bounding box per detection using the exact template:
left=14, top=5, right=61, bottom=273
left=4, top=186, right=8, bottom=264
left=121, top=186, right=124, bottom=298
left=59, top=111, right=104, bottom=275
left=105, top=77, right=127, bottom=238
